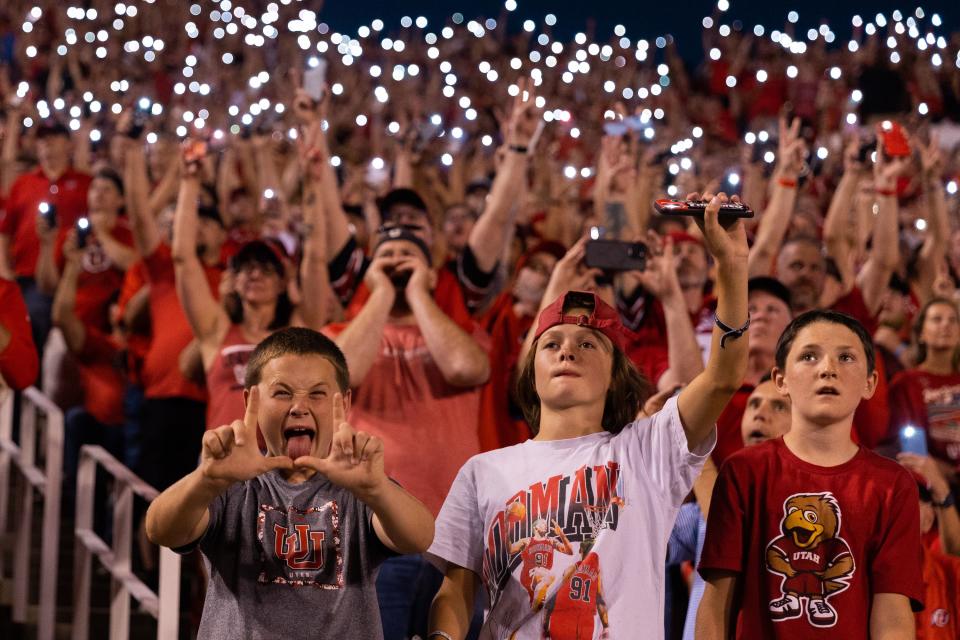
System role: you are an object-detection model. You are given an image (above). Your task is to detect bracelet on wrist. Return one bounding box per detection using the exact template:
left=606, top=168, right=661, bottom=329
left=776, top=177, right=797, bottom=188
left=429, top=632, right=455, bottom=640
left=935, top=492, right=956, bottom=510
left=715, top=313, right=750, bottom=349
left=508, top=144, right=529, bottom=154
left=876, top=187, right=897, bottom=197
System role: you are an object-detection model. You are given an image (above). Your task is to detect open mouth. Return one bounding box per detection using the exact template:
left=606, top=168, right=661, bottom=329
left=792, top=527, right=815, bottom=546
left=283, top=426, right=315, bottom=459
left=748, top=430, right=766, bottom=441
left=815, top=386, right=840, bottom=396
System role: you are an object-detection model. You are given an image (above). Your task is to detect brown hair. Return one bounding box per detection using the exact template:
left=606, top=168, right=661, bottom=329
left=913, top=297, right=960, bottom=371
left=244, top=327, right=350, bottom=392
left=514, top=335, right=651, bottom=435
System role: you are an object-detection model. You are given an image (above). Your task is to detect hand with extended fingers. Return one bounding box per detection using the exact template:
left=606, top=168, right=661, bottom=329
left=200, top=387, right=293, bottom=485
left=293, top=393, right=388, bottom=498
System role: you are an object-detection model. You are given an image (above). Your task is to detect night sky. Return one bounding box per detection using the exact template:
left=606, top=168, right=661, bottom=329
left=318, top=0, right=959, bottom=62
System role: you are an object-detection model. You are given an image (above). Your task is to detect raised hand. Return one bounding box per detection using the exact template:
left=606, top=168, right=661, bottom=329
left=687, top=191, right=749, bottom=266
left=631, top=232, right=681, bottom=302
left=293, top=393, right=387, bottom=498
left=776, top=115, right=806, bottom=177
left=873, top=139, right=910, bottom=190
left=199, top=387, right=293, bottom=485
left=397, top=255, right=436, bottom=296
left=505, top=76, right=542, bottom=148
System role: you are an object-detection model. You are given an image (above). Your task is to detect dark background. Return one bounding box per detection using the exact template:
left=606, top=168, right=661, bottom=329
left=318, top=1, right=959, bottom=62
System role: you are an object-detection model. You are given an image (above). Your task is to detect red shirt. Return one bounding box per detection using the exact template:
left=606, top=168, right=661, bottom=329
left=549, top=552, right=603, bottom=633
left=117, top=260, right=150, bottom=385
left=712, top=384, right=754, bottom=467
left=888, top=369, right=960, bottom=467
left=56, top=218, right=135, bottom=331
left=141, top=244, right=222, bottom=401
left=0, top=278, right=39, bottom=390
left=700, top=438, right=924, bottom=639
left=917, top=545, right=960, bottom=640
left=0, top=167, right=91, bottom=277
left=477, top=292, right=535, bottom=451
left=77, top=327, right=125, bottom=426
left=204, top=323, right=256, bottom=430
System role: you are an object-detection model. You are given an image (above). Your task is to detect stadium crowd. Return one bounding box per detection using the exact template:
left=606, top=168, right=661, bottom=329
left=1, top=0, right=960, bottom=638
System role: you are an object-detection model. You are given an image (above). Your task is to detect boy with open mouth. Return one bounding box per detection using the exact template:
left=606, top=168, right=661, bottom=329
left=146, top=327, right=434, bottom=639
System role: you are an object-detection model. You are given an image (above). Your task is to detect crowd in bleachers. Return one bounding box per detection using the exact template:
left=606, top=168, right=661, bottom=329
left=1, top=1, right=960, bottom=638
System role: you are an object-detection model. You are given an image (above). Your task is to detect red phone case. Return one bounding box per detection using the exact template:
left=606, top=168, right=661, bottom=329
left=877, top=122, right=910, bottom=157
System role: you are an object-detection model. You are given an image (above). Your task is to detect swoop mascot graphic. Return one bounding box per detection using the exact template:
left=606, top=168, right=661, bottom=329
left=765, top=492, right=855, bottom=628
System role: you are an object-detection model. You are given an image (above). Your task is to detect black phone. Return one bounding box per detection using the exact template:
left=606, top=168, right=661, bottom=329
left=654, top=199, right=754, bottom=219
left=857, top=137, right=877, bottom=164
left=585, top=239, right=647, bottom=272
left=76, top=217, right=91, bottom=248
left=128, top=97, right=152, bottom=139
left=38, top=202, right=57, bottom=228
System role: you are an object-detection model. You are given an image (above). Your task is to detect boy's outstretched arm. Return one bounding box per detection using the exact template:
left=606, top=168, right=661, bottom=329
left=697, top=569, right=739, bottom=640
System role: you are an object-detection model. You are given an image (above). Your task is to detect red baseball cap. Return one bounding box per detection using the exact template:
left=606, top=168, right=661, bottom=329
left=666, top=230, right=704, bottom=247
left=533, top=291, right=627, bottom=350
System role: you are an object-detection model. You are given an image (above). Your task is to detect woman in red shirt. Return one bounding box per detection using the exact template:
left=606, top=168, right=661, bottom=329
left=888, top=298, right=960, bottom=479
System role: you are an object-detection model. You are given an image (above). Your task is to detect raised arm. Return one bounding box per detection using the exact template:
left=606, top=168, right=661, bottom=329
left=123, top=138, right=162, bottom=257
left=467, top=77, right=539, bottom=273
left=297, top=121, right=333, bottom=330
left=821, top=138, right=865, bottom=293
left=678, top=193, right=750, bottom=450
left=856, top=143, right=907, bottom=316
left=912, top=135, right=950, bottom=305
left=50, top=234, right=86, bottom=354
left=405, top=258, right=490, bottom=387
left=171, top=168, right=228, bottom=354
left=333, top=256, right=396, bottom=387
left=747, top=117, right=804, bottom=278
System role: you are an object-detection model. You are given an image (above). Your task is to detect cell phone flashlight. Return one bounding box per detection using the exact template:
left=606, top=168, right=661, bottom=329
left=128, top=97, right=152, bottom=139
left=899, top=425, right=928, bottom=456
left=76, top=217, right=91, bottom=248
left=304, top=58, right=328, bottom=102
left=38, top=201, right=57, bottom=228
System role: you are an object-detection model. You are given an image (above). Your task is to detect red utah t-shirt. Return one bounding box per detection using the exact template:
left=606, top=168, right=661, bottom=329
left=700, top=438, right=924, bottom=639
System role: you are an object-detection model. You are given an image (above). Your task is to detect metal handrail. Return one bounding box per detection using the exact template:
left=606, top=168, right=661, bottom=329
left=0, top=386, right=63, bottom=640
left=71, top=444, right=181, bottom=640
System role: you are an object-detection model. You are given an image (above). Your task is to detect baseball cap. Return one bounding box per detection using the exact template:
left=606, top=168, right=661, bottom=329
left=378, top=188, right=428, bottom=221
left=229, top=239, right=286, bottom=276
left=376, top=225, right=432, bottom=265
left=533, top=291, right=627, bottom=350
left=666, top=230, right=704, bottom=247
left=748, top=276, right=792, bottom=311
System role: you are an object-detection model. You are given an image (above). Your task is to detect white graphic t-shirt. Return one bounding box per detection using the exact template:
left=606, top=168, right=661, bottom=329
left=427, top=396, right=713, bottom=639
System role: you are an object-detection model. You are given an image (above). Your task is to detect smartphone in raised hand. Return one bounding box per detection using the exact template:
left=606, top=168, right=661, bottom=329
left=654, top=199, right=754, bottom=219
left=304, top=58, right=327, bottom=103
left=899, top=425, right=928, bottom=457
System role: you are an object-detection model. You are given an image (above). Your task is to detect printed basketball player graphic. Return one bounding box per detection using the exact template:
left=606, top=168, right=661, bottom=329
left=765, top=492, right=855, bottom=627
left=509, top=514, right=574, bottom=610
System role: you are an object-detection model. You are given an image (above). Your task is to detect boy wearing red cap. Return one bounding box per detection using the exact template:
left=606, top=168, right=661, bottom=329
left=426, top=194, right=750, bottom=640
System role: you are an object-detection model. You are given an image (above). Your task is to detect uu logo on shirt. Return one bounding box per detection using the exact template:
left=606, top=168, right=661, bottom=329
left=257, top=501, right=343, bottom=588
left=764, top=492, right=856, bottom=628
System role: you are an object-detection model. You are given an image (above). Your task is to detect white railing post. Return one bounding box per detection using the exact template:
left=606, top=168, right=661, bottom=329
left=72, top=445, right=181, bottom=640
left=0, top=388, right=13, bottom=579
left=0, top=386, right=63, bottom=640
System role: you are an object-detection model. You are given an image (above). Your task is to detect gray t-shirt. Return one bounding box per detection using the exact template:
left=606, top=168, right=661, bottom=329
left=184, top=470, right=391, bottom=639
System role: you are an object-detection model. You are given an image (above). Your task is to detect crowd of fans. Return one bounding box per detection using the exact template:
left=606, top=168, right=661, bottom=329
left=1, top=0, right=960, bottom=638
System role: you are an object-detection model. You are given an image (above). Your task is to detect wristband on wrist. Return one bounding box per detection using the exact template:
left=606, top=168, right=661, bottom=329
left=876, top=187, right=897, bottom=197
left=715, top=313, right=750, bottom=349
left=508, top=144, right=529, bottom=154
left=776, top=177, right=797, bottom=188
left=429, top=632, right=455, bottom=640
left=935, top=492, right=956, bottom=510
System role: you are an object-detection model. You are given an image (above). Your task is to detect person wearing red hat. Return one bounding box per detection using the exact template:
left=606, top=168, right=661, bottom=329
left=427, top=194, right=750, bottom=640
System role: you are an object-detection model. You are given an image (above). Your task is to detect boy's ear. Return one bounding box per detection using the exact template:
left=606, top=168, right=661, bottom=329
left=862, top=369, right=879, bottom=400
left=342, top=389, right=352, bottom=415
left=772, top=367, right=789, bottom=397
